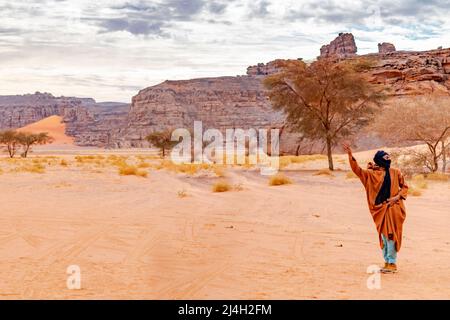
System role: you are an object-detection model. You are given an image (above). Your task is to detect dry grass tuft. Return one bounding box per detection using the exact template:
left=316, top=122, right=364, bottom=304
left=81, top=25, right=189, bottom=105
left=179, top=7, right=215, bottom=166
left=213, top=166, right=226, bottom=177
left=279, top=155, right=328, bottom=169
left=346, top=171, right=358, bottom=179
left=119, top=165, right=148, bottom=178
left=269, top=173, right=292, bottom=186
left=426, top=173, right=449, bottom=182
left=411, top=175, right=428, bottom=189
left=155, top=160, right=214, bottom=175
left=314, top=168, right=334, bottom=176
left=212, top=180, right=232, bottom=192
left=13, top=162, right=46, bottom=174
left=177, top=189, right=188, bottom=198
left=137, top=162, right=151, bottom=169
left=408, top=185, right=422, bottom=197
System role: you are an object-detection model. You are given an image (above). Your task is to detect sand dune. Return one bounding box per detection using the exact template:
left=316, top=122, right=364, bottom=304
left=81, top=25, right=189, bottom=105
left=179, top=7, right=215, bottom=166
left=17, top=115, right=74, bottom=145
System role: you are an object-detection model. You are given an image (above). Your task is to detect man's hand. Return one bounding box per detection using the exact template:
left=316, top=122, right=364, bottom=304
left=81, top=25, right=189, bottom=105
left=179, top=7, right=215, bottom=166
left=342, top=143, right=353, bottom=156
left=387, top=195, right=401, bottom=206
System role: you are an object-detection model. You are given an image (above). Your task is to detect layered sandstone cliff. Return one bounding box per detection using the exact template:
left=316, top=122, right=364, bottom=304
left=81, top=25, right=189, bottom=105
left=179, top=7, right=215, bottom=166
left=366, top=48, right=450, bottom=96
left=2, top=33, right=449, bottom=154
left=0, top=92, right=129, bottom=147
left=0, top=92, right=89, bottom=129
left=112, top=76, right=290, bottom=148
left=118, top=36, right=449, bottom=153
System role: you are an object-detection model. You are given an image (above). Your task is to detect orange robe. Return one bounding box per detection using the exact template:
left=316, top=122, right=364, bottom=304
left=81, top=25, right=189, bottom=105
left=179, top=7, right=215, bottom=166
left=349, top=156, right=408, bottom=252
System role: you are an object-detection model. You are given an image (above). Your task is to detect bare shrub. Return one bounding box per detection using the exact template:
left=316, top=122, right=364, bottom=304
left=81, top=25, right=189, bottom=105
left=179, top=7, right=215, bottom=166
left=371, top=96, right=450, bottom=173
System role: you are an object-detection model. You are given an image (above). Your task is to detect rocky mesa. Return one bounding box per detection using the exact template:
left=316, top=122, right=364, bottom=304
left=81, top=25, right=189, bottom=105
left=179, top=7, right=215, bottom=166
left=0, top=92, right=129, bottom=147
left=112, top=76, right=289, bottom=148
left=1, top=33, right=449, bottom=153
left=113, top=33, right=450, bottom=153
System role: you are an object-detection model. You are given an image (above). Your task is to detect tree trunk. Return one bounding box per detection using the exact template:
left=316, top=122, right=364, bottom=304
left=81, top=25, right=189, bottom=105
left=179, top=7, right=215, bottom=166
left=162, top=147, right=165, bottom=158
left=295, top=144, right=301, bottom=156
left=428, top=144, right=439, bottom=173
left=23, top=145, right=30, bottom=158
left=7, top=144, right=14, bottom=158
left=432, top=154, right=439, bottom=173
left=442, top=140, right=447, bottom=173
left=432, top=157, right=438, bottom=172
left=326, top=136, right=334, bottom=171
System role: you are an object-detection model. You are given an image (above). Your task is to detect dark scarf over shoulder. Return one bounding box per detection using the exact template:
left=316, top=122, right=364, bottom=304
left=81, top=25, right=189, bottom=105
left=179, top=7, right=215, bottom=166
left=374, top=150, right=391, bottom=205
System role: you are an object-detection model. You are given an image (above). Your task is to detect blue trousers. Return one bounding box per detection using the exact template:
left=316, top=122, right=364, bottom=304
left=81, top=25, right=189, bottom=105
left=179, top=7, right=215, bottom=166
left=381, top=234, right=397, bottom=264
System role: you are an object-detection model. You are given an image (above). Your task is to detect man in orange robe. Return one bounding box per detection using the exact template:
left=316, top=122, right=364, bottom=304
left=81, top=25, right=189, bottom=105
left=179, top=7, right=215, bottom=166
left=343, top=143, right=408, bottom=273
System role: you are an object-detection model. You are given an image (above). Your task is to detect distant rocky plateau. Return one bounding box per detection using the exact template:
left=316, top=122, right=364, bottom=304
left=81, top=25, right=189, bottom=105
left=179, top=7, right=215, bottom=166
left=1, top=33, right=449, bottom=153
left=0, top=92, right=129, bottom=147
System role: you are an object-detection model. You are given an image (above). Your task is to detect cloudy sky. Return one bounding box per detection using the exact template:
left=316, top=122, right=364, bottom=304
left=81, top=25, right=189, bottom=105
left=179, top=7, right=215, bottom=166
left=0, top=0, right=449, bottom=102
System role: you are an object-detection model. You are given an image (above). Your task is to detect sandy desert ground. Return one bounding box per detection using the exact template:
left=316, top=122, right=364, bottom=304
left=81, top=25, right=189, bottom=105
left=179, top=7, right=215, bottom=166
left=0, top=145, right=449, bottom=300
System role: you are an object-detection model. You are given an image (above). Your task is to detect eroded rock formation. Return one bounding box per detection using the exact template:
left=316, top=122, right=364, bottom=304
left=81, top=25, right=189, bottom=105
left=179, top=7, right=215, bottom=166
left=0, top=92, right=129, bottom=147
left=247, top=59, right=293, bottom=76
left=320, top=33, right=357, bottom=59
left=112, top=76, right=294, bottom=149
left=119, top=38, right=450, bottom=153
left=378, top=42, right=396, bottom=54
left=367, top=48, right=450, bottom=96
left=2, top=33, right=449, bottom=154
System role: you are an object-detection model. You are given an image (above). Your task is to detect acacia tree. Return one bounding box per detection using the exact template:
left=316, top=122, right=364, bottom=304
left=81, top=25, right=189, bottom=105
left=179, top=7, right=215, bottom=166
left=0, top=130, right=21, bottom=158
left=17, top=132, right=53, bottom=158
left=145, top=130, right=178, bottom=157
left=0, top=131, right=54, bottom=158
left=264, top=58, right=385, bottom=170
left=370, top=96, right=450, bottom=173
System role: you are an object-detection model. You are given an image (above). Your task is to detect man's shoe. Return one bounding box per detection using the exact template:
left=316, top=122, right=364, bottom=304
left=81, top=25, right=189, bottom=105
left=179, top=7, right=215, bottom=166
left=381, top=263, right=398, bottom=274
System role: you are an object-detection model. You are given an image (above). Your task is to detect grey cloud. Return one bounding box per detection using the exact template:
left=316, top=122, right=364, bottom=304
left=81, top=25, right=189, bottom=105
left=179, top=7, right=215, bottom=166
left=111, top=0, right=206, bottom=20
left=287, top=0, right=448, bottom=28
left=99, top=18, right=167, bottom=36
left=385, top=0, right=449, bottom=17
left=97, top=0, right=212, bottom=36
left=287, top=1, right=372, bottom=25
left=206, top=19, right=232, bottom=26
left=249, top=0, right=271, bottom=18
left=166, top=0, right=205, bottom=18
left=208, top=1, right=228, bottom=14
left=0, top=27, right=22, bottom=35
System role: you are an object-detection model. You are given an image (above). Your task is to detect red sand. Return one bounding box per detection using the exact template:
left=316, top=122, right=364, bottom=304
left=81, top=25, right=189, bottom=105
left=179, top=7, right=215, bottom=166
left=17, top=115, right=74, bottom=145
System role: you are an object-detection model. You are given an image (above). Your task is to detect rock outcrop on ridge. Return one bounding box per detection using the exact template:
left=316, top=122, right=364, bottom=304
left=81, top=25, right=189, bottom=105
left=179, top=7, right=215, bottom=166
left=2, top=33, right=449, bottom=153
left=378, top=42, right=396, bottom=54
left=320, top=33, right=358, bottom=59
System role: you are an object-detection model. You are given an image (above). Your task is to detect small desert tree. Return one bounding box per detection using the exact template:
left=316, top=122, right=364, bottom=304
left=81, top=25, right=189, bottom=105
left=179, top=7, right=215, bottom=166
left=370, top=96, right=450, bottom=173
left=145, top=130, right=177, bottom=158
left=0, top=130, right=20, bottom=158
left=17, top=132, right=54, bottom=158
left=264, top=58, right=385, bottom=170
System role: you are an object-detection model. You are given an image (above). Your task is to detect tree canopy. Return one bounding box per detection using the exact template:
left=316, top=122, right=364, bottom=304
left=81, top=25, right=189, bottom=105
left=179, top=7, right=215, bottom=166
left=264, top=58, right=385, bottom=170
left=0, top=131, right=53, bottom=158
left=146, top=129, right=178, bottom=157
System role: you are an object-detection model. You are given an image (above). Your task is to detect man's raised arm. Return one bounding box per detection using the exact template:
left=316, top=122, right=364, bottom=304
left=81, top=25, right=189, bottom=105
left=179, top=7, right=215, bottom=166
left=342, top=143, right=368, bottom=183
